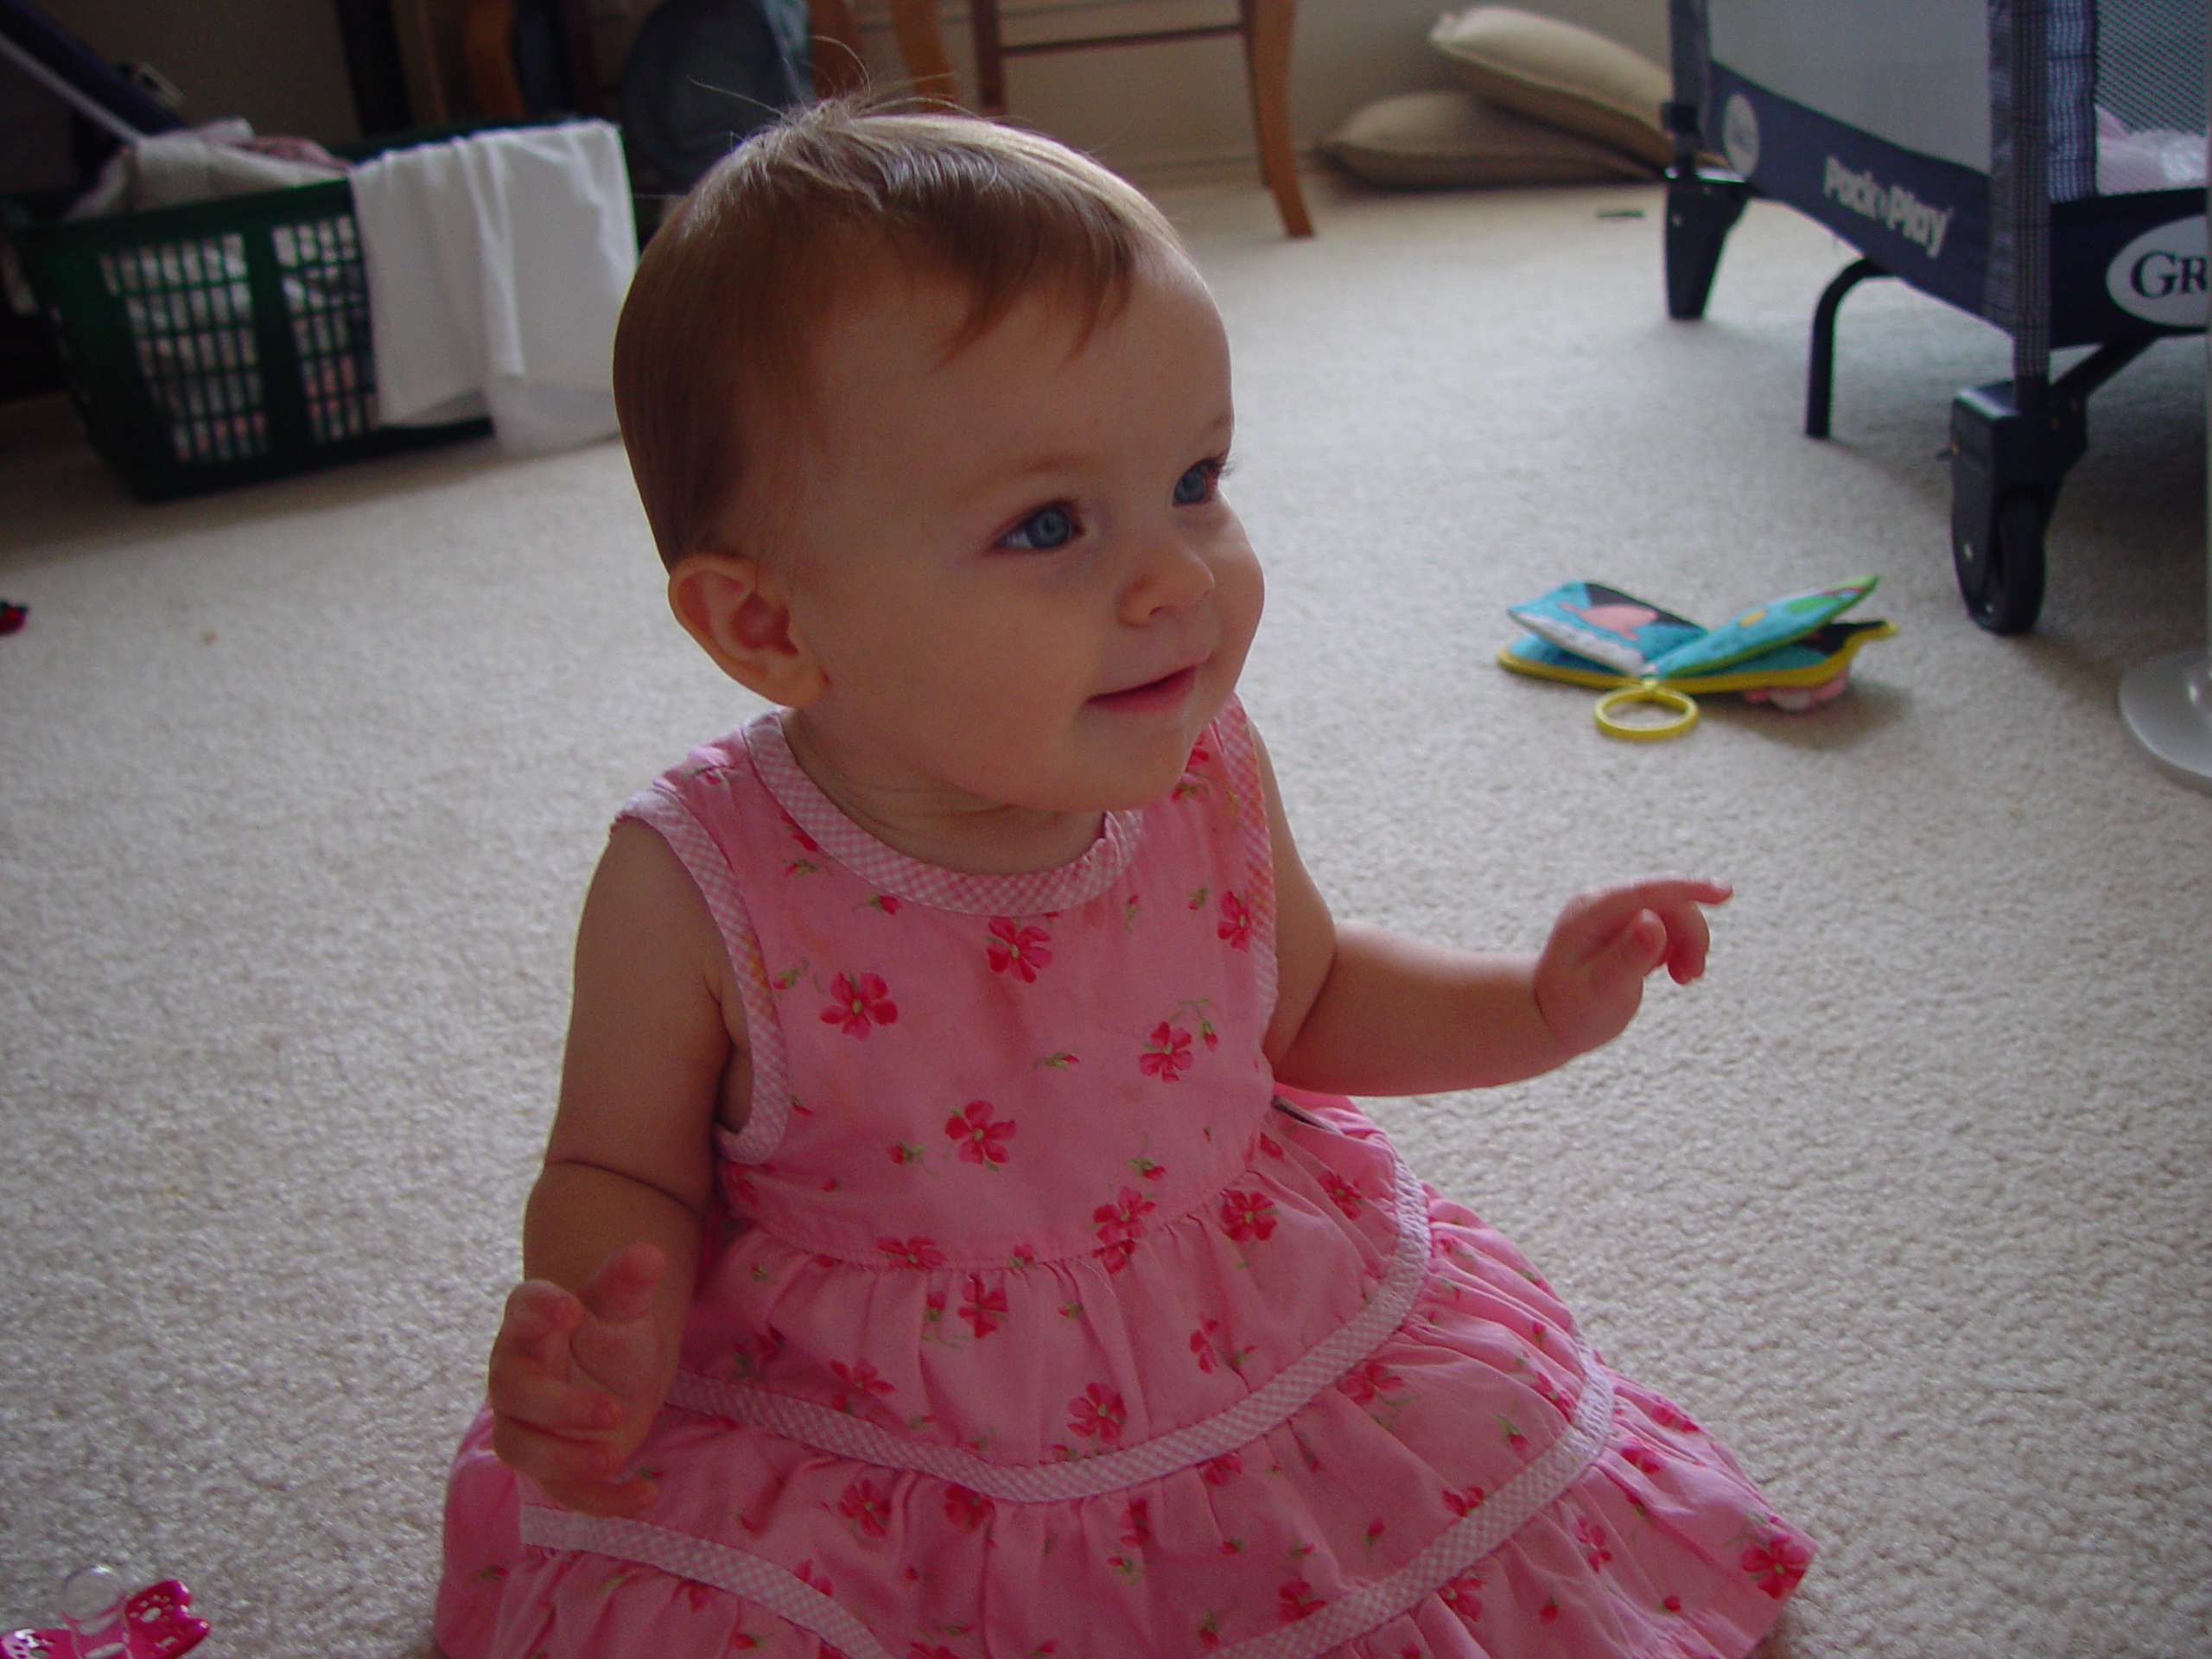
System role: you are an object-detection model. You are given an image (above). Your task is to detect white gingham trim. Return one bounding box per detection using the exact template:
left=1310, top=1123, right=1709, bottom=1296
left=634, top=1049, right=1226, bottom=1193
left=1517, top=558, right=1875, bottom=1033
left=1207, top=696, right=1279, bottom=1022
left=523, top=1342, right=1615, bottom=1659
left=618, top=785, right=791, bottom=1164
left=664, top=1145, right=1432, bottom=1502
left=1214, top=1350, right=1615, bottom=1659
left=744, top=710, right=1149, bottom=917
left=516, top=1509, right=899, bottom=1659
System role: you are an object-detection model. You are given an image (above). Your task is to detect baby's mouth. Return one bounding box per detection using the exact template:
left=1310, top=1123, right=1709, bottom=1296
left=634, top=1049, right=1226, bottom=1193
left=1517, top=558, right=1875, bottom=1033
left=1090, top=664, right=1199, bottom=712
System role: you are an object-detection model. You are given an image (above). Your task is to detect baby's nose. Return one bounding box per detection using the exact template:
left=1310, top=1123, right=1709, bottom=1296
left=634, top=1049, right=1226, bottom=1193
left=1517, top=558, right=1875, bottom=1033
left=1121, top=532, right=1216, bottom=621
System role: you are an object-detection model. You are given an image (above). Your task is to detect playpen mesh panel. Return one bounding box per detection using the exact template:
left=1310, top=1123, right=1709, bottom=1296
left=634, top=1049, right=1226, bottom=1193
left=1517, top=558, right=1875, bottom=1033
left=2051, top=0, right=2098, bottom=200
left=2094, top=0, right=2207, bottom=137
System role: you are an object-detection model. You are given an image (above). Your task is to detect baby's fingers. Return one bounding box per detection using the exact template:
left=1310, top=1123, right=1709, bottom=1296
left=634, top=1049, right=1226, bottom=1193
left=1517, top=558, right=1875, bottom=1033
left=493, top=1280, right=583, bottom=1373
left=487, top=1350, right=622, bottom=1436
left=488, top=1416, right=658, bottom=1518
left=1655, top=899, right=1714, bottom=984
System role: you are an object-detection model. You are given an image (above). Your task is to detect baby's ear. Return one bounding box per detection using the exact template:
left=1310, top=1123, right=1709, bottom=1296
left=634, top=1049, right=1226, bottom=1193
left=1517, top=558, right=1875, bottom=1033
left=666, top=553, right=826, bottom=707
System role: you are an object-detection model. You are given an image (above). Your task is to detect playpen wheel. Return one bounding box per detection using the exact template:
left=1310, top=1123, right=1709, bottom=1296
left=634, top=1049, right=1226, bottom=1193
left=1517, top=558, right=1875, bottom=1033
left=1954, top=489, right=2045, bottom=635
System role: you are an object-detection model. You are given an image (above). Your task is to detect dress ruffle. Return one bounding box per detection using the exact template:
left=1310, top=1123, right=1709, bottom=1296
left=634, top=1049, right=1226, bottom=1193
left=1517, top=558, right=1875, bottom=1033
left=444, top=1158, right=1809, bottom=1659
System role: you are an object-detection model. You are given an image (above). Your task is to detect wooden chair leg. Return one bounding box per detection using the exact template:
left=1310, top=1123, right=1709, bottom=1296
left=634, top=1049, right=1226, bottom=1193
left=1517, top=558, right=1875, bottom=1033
left=969, top=0, right=1007, bottom=116
left=887, top=0, right=961, bottom=105
left=808, top=0, right=870, bottom=99
left=461, top=0, right=525, bottom=119
left=1243, top=0, right=1312, bottom=236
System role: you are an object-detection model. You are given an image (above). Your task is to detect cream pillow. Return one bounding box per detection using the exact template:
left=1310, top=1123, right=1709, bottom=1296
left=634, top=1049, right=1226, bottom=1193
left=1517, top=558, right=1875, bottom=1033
left=1428, top=6, right=1673, bottom=168
left=1324, top=88, right=1656, bottom=189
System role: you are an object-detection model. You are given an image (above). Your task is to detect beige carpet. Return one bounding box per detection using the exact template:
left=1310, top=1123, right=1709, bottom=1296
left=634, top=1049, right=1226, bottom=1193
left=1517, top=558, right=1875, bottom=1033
left=3, top=171, right=2208, bottom=1659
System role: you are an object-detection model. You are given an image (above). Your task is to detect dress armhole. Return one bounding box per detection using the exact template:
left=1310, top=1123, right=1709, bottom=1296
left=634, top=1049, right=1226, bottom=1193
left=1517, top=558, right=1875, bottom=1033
left=1205, top=695, right=1280, bottom=1025
left=615, top=785, right=792, bottom=1165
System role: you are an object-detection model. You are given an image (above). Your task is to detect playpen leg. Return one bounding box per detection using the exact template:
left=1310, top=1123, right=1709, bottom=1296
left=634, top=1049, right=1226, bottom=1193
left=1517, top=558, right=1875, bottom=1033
left=1663, top=168, right=1750, bottom=321
left=1804, top=258, right=1888, bottom=439
left=1948, top=340, right=2152, bottom=634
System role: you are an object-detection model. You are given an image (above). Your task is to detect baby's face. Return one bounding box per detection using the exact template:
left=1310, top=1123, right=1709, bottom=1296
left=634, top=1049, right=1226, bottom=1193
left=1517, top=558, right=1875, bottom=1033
left=772, top=256, right=1263, bottom=819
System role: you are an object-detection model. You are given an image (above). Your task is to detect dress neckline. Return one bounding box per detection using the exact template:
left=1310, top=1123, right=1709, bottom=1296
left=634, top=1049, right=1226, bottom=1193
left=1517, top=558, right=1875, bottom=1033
left=742, top=710, right=1147, bottom=916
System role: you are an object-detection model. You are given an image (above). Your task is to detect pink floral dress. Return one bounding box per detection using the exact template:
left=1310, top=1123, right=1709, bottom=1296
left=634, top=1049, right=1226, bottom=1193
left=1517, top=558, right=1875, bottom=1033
left=437, top=699, right=1811, bottom=1659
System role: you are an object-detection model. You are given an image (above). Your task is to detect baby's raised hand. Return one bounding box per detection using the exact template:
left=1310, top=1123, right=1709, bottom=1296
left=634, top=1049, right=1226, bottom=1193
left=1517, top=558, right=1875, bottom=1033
left=486, top=1241, right=669, bottom=1517
left=1532, top=875, right=1731, bottom=1058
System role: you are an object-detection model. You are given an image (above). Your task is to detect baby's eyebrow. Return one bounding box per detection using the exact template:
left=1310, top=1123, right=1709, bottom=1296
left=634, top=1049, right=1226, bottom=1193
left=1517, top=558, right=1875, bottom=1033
left=990, top=415, right=1233, bottom=481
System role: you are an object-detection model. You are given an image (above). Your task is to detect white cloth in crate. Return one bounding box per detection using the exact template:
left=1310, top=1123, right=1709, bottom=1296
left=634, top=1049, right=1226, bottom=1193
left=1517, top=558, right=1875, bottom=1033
left=352, top=120, right=635, bottom=455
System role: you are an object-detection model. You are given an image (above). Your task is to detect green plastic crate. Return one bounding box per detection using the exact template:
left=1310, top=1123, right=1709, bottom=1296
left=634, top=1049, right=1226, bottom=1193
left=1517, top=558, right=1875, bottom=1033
left=5, top=136, right=494, bottom=502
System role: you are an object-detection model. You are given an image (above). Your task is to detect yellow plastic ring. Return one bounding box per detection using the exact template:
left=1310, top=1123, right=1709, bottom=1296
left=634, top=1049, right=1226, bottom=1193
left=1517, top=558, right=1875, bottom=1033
left=1594, top=682, right=1700, bottom=741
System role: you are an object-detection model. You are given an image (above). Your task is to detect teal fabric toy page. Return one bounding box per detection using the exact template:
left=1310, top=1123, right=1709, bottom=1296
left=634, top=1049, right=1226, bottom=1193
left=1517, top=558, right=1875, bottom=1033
left=1503, top=582, right=1705, bottom=675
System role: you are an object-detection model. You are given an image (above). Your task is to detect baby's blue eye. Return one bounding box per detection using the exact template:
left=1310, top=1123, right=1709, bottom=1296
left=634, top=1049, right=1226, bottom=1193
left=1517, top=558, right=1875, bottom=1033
left=1173, top=461, right=1219, bottom=505
left=1003, top=503, right=1077, bottom=550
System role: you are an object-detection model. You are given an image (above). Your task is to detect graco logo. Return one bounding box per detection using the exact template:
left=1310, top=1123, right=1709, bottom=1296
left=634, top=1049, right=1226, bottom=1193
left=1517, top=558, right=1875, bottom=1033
left=2108, top=215, right=2208, bottom=327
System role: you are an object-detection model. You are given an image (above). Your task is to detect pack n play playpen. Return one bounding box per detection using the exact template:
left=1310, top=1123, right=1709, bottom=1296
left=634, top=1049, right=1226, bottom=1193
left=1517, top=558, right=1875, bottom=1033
left=1663, top=0, right=2205, bottom=632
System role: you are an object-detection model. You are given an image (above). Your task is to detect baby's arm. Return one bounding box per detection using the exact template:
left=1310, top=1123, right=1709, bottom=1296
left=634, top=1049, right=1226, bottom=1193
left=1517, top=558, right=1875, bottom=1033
left=1256, top=733, right=1727, bottom=1095
left=486, top=817, right=742, bottom=1517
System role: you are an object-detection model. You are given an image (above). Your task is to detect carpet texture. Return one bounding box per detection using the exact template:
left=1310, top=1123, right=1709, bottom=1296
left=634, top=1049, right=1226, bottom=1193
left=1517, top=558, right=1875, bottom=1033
left=2, top=174, right=2208, bottom=1658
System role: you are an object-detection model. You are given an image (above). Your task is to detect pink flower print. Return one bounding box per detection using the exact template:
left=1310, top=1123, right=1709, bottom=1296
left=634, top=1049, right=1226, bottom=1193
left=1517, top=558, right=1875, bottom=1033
left=1321, top=1170, right=1364, bottom=1217
left=1740, top=1532, right=1810, bottom=1599
left=1539, top=1596, right=1561, bottom=1624
left=1138, top=1021, right=1193, bottom=1082
left=910, top=1646, right=959, bottom=1659
left=1278, top=1578, right=1325, bottom=1623
left=878, top=1236, right=945, bottom=1269
left=828, top=1359, right=895, bottom=1413
left=1069, top=1382, right=1128, bottom=1444
left=837, top=1478, right=890, bottom=1538
left=1575, top=1516, right=1613, bottom=1571
left=1439, top=1573, right=1483, bottom=1620
left=823, top=972, right=897, bottom=1038
left=866, top=893, right=902, bottom=915
left=1217, top=889, right=1252, bottom=950
left=889, top=1140, right=928, bottom=1166
left=986, top=917, right=1052, bottom=982
left=1649, top=1399, right=1701, bottom=1433
left=1191, top=1321, right=1220, bottom=1374
left=1120, top=1498, right=1152, bottom=1549
left=957, top=1275, right=1007, bottom=1339
left=1499, top=1414, right=1530, bottom=1452
left=1220, top=1189, right=1277, bottom=1243
left=1256, top=1132, right=1283, bottom=1160
left=1095, top=1240, right=1135, bottom=1274
left=1187, top=739, right=1214, bottom=770
left=1532, top=1370, right=1572, bottom=1414
left=1093, top=1186, right=1155, bottom=1250
left=944, top=1485, right=990, bottom=1530
left=1200, top=1452, right=1243, bottom=1486
left=945, top=1100, right=1016, bottom=1167
left=1341, top=1357, right=1402, bottom=1407
left=779, top=808, right=822, bottom=854
left=1445, top=1484, right=1485, bottom=1516
left=1363, top=1517, right=1386, bottom=1555
left=1619, top=1441, right=1667, bottom=1476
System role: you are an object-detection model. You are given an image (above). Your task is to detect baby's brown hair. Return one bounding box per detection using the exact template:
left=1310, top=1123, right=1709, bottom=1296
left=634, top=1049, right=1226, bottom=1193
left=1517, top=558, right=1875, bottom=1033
left=613, top=100, right=1186, bottom=569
